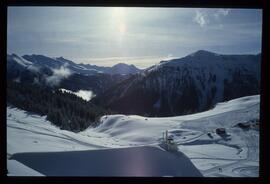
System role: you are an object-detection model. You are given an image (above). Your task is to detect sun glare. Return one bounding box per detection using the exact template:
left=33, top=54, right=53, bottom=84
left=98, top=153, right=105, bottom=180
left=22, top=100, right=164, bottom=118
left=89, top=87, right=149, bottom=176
left=111, top=7, right=127, bottom=36
left=119, top=23, right=126, bottom=34
left=112, top=7, right=125, bottom=17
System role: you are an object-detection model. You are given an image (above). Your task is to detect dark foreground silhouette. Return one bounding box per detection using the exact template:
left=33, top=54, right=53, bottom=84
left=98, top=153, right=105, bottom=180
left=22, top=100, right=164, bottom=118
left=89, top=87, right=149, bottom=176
left=10, top=146, right=202, bottom=177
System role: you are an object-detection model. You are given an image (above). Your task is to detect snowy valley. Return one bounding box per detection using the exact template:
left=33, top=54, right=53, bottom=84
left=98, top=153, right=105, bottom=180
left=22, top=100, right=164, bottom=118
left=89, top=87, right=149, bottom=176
left=7, top=7, right=262, bottom=178
left=7, top=95, right=260, bottom=177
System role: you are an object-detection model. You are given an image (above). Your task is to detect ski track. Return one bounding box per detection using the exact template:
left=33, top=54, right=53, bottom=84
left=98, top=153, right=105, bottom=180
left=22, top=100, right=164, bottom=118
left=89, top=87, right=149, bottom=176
left=232, top=166, right=259, bottom=177
left=181, top=102, right=259, bottom=126
left=189, top=157, right=244, bottom=161
left=175, top=133, right=206, bottom=145
left=58, top=132, right=107, bottom=149
left=201, top=129, right=258, bottom=177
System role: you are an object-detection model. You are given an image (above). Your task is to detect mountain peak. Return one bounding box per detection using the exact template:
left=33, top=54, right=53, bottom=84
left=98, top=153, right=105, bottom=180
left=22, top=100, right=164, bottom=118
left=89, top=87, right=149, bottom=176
left=56, top=56, right=65, bottom=60
left=189, top=50, right=218, bottom=57
left=110, top=63, right=140, bottom=74
left=113, top=63, right=130, bottom=67
left=55, top=56, right=68, bottom=61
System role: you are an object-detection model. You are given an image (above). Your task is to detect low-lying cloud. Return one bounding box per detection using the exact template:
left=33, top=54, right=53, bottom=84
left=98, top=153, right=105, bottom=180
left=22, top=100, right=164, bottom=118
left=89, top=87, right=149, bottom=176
left=46, top=66, right=71, bottom=86
left=75, top=90, right=96, bottom=101
left=59, top=88, right=96, bottom=101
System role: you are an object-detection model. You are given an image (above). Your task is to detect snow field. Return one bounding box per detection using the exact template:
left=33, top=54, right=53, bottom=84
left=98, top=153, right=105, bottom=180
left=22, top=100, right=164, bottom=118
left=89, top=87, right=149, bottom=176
left=7, top=95, right=260, bottom=177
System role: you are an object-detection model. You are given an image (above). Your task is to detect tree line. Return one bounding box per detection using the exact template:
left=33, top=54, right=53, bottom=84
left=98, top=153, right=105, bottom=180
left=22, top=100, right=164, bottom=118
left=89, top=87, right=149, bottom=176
left=7, top=80, right=110, bottom=132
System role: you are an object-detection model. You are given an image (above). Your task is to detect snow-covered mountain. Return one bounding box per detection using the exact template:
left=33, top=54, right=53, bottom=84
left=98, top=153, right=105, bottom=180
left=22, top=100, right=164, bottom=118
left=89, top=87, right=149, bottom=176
left=7, top=54, right=141, bottom=87
left=7, top=54, right=53, bottom=84
left=7, top=54, right=132, bottom=94
left=108, top=63, right=141, bottom=75
left=94, top=50, right=260, bottom=116
left=7, top=95, right=260, bottom=176
left=78, top=62, right=141, bottom=75
left=20, top=54, right=141, bottom=75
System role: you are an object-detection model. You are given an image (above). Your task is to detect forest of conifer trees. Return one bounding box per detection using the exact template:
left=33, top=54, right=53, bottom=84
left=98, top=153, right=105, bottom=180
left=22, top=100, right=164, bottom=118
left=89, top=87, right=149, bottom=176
left=7, top=80, right=110, bottom=132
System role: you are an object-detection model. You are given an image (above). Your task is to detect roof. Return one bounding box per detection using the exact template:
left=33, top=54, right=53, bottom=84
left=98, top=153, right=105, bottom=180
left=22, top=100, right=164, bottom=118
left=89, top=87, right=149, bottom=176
left=10, top=146, right=202, bottom=177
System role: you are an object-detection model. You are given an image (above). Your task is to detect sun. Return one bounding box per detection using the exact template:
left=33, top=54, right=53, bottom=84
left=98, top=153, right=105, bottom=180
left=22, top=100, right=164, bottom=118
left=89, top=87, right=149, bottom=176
left=111, top=7, right=127, bottom=35
left=112, top=7, right=125, bottom=17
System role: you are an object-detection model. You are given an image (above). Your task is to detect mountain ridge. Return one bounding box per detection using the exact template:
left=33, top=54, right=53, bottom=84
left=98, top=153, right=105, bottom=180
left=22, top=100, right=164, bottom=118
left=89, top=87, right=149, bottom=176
left=93, top=51, right=260, bottom=117
left=7, top=53, right=141, bottom=76
left=7, top=50, right=261, bottom=117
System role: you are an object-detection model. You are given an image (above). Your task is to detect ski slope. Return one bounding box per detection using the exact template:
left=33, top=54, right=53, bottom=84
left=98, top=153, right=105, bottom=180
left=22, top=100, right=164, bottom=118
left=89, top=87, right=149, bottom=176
left=7, top=95, right=260, bottom=177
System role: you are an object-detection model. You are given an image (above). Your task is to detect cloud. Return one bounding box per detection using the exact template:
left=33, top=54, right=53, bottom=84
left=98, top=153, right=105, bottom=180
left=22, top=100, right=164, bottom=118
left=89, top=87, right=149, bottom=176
left=213, top=9, right=230, bottom=29
left=59, top=88, right=96, bottom=101
left=214, top=9, right=230, bottom=20
left=194, top=10, right=208, bottom=27
left=46, top=66, right=72, bottom=86
left=194, top=9, right=230, bottom=28
left=75, top=90, right=96, bottom=101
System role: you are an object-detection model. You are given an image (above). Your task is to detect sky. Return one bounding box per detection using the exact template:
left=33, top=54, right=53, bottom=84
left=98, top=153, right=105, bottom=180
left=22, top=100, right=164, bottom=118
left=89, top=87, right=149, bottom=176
left=7, top=7, right=262, bottom=69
